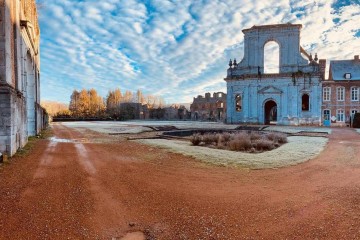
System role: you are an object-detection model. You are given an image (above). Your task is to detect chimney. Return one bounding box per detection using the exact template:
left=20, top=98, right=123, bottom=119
left=355, top=55, right=359, bottom=61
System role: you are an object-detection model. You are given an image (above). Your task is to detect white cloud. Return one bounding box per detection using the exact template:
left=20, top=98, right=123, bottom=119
left=39, top=0, right=360, bottom=104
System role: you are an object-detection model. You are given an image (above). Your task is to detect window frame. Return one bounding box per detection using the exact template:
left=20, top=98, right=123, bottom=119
left=323, top=109, right=330, bottom=121
left=336, top=109, right=345, bottom=122
left=336, top=87, right=345, bottom=102
left=323, top=87, right=331, bottom=101
left=351, top=87, right=359, bottom=101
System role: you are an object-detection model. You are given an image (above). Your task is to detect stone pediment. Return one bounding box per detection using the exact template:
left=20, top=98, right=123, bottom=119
left=258, top=86, right=283, bottom=94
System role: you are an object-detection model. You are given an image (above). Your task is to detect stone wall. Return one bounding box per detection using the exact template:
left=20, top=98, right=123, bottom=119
left=0, top=0, right=47, bottom=156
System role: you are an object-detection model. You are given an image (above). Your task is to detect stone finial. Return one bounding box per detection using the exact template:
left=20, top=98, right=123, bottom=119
left=309, top=53, right=313, bottom=61
left=233, top=58, right=237, bottom=66
left=229, top=59, right=233, bottom=68
left=314, top=53, right=318, bottom=62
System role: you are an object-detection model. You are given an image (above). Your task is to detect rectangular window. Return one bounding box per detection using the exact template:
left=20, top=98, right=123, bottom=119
left=351, top=87, right=359, bottom=101
left=323, top=87, right=331, bottom=101
left=337, top=87, right=345, bottom=101
left=323, top=109, right=330, bottom=121
left=337, top=109, right=345, bottom=122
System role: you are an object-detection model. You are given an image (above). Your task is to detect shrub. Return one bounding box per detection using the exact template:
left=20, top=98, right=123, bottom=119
left=190, top=133, right=202, bottom=146
left=254, top=138, right=275, bottom=151
left=228, top=133, right=252, bottom=151
left=222, top=132, right=231, bottom=142
left=202, top=133, right=217, bottom=145
left=266, top=132, right=288, bottom=143
left=250, top=132, right=262, bottom=141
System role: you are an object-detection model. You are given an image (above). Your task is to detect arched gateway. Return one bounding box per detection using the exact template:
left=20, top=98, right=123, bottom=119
left=264, top=100, right=277, bottom=125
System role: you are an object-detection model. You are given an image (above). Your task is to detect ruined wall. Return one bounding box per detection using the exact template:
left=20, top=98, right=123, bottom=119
left=0, top=0, right=47, bottom=156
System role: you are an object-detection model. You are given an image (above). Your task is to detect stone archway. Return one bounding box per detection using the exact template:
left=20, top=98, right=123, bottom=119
left=264, top=100, right=277, bottom=125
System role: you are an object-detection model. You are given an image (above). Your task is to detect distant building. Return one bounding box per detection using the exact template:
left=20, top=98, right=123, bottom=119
left=190, top=92, right=227, bottom=121
left=321, top=55, right=360, bottom=126
left=0, top=0, right=48, bottom=156
left=163, top=104, right=190, bottom=120
left=225, top=24, right=325, bottom=125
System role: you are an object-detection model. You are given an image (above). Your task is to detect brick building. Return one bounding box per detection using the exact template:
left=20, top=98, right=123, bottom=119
left=190, top=92, right=227, bottom=121
left=321, top=55, right=360, bottom=126
left=0, top=0, right=48, bottom=156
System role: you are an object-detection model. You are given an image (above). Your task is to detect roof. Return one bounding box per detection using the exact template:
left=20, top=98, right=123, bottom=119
left=242, top=23, right=302, bottom=32
left=330, top=60, right=360, bottom=81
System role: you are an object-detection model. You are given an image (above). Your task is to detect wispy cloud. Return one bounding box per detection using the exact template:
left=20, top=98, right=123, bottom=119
left=38, top=0, right=360, bottom=104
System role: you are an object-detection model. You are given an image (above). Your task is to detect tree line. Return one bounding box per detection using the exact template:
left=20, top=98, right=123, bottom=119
left=53, top=88, right=167, bottom=120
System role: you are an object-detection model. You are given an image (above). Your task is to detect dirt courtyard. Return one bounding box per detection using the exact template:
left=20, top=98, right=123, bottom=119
left=0, top=122, right=360, bottom=239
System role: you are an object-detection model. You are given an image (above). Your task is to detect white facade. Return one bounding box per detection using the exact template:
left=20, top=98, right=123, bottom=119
left=225, top=24, right=326, bottom=125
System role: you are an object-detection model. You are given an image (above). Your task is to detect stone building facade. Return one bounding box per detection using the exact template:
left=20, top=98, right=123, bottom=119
left=0, top=0, right=47, bottom=156
left=321, top=55, right=360, bottom=127
left=190, top=92, right=227, bottom=121
left=225, top=23, right=326, bottom=125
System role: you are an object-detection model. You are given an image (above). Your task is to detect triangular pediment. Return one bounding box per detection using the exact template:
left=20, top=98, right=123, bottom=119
left=258, top=86, right=283, bottom=94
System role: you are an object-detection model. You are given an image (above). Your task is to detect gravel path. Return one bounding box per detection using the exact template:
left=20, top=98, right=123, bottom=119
left=0, top=123, right=360, bottom=239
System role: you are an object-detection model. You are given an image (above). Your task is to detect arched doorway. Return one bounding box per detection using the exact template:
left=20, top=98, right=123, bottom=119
left=264, top=100, right=277, bottom=125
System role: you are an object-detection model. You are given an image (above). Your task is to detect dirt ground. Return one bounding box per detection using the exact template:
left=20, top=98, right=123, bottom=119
left=0, top=123, right=360, bottom=239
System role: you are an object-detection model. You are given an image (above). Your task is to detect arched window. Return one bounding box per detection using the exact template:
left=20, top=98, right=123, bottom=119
left=302, top=94, right=310, bottom=111
left=264, top=41, right=280, bottom=73
left=235, top=95, right=242, bottom=112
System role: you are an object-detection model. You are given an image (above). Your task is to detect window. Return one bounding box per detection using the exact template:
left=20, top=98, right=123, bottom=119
left=302, top=94, right=310, bottom=111
left=220, top=102, right=224, bottom=108
left=264, top=41, right=280, bottom=73
left=235, top=95, right=242, bottom=112
left=218, top=93, right=222, bottom=98
left=323, top=109, right=330, bottom=121
left=337, top=109, right=345, bottom=122
left=323, top=87, right=331, bottom=101
left=344, top=73, right=352, bottom=79
left=337, top=87, right=345, bottom=101
left=351, top=87, right=359, bottom=101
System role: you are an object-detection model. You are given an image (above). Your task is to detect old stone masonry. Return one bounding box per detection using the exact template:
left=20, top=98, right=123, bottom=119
left=225, top=23, right=326, bottom=125
left=0, top=0, right=48, bottom=156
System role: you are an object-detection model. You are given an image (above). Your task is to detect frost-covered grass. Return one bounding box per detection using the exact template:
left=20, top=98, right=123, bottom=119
left=265, top=126, right=332, bottom=134
left=59, top=121, right=332, bottom=135
left=137, top=136, right=328, bottom=169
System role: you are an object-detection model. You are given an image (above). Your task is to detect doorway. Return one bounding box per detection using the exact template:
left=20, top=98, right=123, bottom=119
left=264, top=100, right=277, bottom=125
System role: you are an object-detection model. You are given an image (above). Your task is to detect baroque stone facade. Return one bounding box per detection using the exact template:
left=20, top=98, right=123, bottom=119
left=190, top=92, right=227, bottom=121
left=0, top=0, right=47, bottom=156
left=225, top=23, right=326, bottom=125
left=321, top=55, right=360, bottom=127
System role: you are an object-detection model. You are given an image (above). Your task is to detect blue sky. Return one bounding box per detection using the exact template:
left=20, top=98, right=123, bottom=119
left=38, top=0, right=360, bottom=105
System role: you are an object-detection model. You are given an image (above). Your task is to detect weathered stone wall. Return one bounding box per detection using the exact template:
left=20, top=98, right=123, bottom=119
left=0, top=0, right=47, bottom=156
left=190, top=92, right=227, bottom=121
left=226, top=75, right=322, bottom=125
left=225, top=24, right=324, bottom=125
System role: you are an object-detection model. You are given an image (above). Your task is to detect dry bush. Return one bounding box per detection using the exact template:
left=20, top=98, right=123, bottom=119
left=202, top=133, right=217, bottom=145
left=222, top=132, right=231, bottom=142
left=190, top=130, right=287, bottom=153
left=250, top=132, right=262, bottom=141
left=254, top=138, right=275, bottom=151
left=190, top=133, right=202, bottom=146
left=266, top=132, right=288, bottom=143
left=228, top=133, right=252, bottom=151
